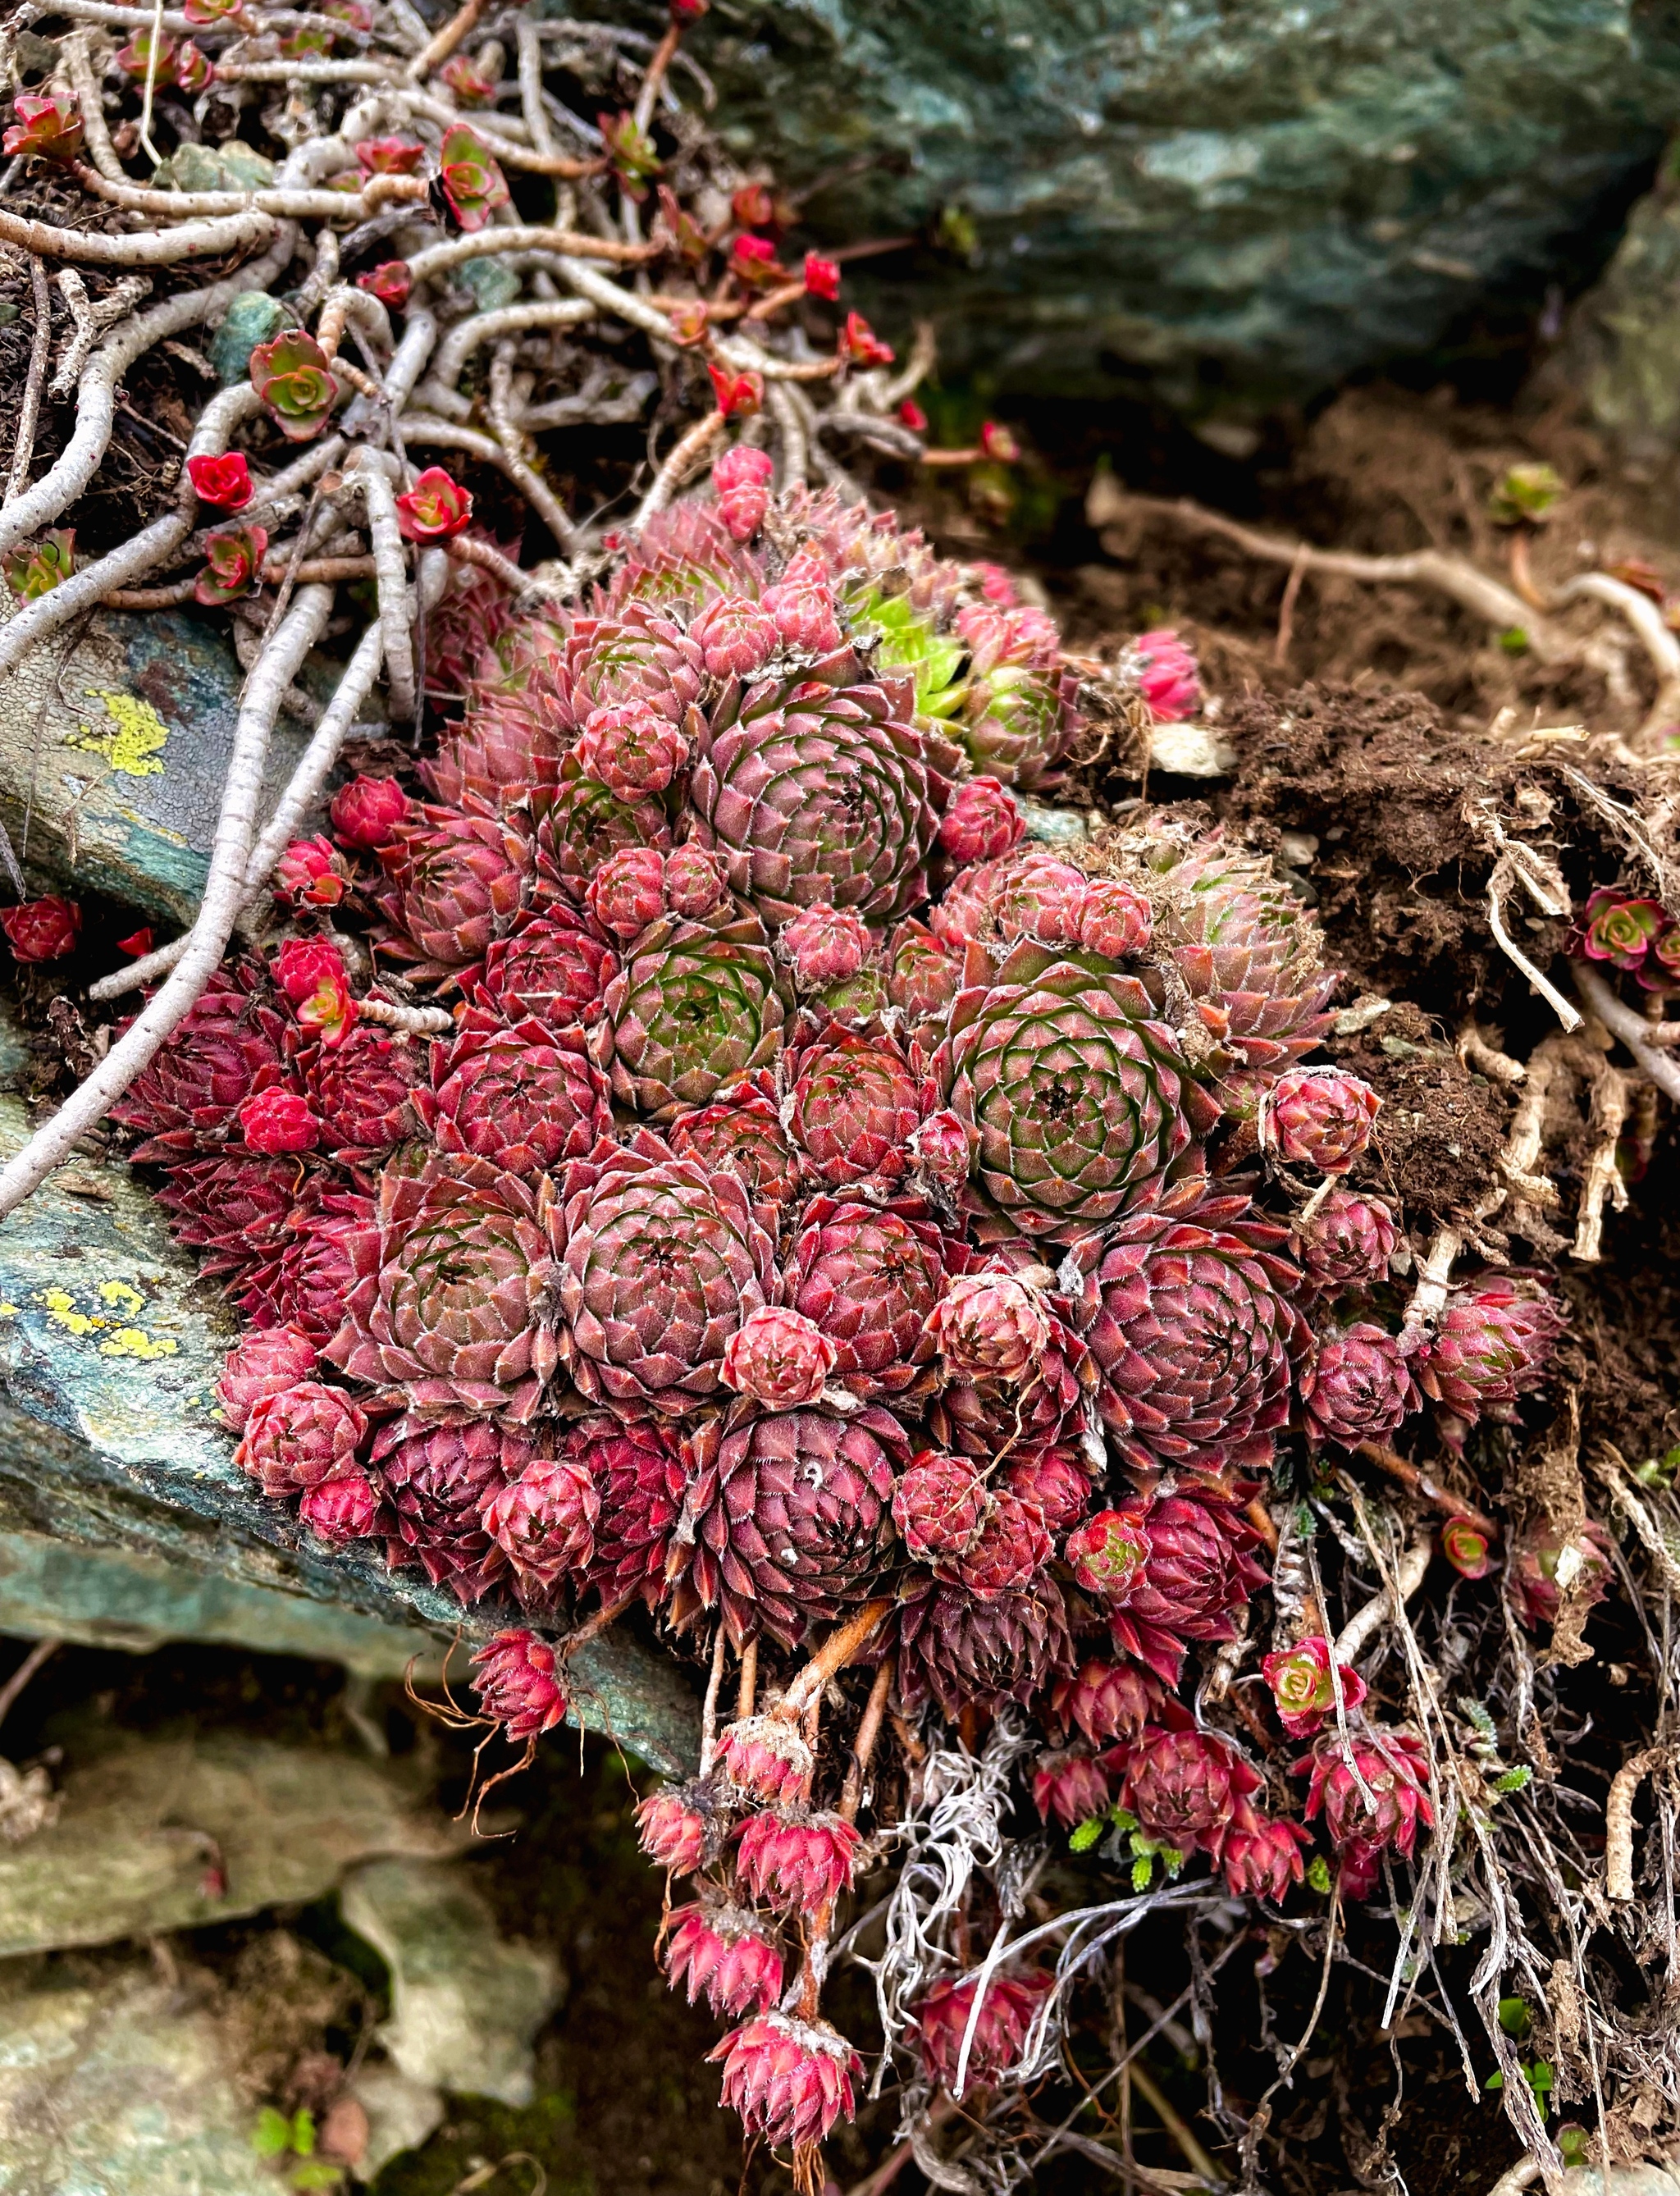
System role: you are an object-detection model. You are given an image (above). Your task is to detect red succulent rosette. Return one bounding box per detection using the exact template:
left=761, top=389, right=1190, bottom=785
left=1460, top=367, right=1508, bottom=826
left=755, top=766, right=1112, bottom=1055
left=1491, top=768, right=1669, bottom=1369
left=669, top=1404, right=906, bottom=1649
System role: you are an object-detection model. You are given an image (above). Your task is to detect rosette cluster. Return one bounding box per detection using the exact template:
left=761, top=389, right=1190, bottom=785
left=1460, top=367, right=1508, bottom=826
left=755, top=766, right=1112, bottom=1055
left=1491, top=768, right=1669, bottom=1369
left=121, top=473, right=1566, bottom=2152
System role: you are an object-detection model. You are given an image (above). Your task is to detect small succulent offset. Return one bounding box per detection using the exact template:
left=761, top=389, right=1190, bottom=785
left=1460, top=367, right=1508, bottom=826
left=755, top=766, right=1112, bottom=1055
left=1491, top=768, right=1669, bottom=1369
left=438, top=124, right=509, bottom=231
left=249, top=331, right=340, bottom=442
left=194, top=526, right=269, bottom=605
left=125, top=463, right=1570, bottom=2178
left=3, top=530, right=75, bottom=601
left=3, top=94, right=85, bottom=162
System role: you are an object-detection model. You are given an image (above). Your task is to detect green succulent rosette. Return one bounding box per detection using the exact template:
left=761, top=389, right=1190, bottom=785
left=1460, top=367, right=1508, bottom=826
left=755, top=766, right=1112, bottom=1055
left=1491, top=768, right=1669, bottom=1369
left=936, top=939, right=1221, bottom=1239
left=602, top=910, right=791, bottom=1118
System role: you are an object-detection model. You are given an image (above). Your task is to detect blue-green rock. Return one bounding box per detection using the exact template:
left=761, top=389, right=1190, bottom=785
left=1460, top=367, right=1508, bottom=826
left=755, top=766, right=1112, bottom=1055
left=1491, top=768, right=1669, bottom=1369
left=679, top=0, right=1680, bottom=409
left=209, top=290, right=287, bottom=387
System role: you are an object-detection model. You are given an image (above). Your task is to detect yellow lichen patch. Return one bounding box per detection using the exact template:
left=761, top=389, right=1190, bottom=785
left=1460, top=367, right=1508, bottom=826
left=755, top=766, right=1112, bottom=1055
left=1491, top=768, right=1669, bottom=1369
left=98, top=1326, right=180, bottom=1360
left=98, top=1279, right=148, bottom=1317
left=38, top=1286, right=100, bottom=1337
left=71, top=692, right=171, bottom=778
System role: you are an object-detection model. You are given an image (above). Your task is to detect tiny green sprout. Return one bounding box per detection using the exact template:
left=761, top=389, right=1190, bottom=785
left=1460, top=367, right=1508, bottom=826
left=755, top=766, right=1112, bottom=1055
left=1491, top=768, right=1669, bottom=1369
left=1634, top=1445, right=1680, bottom=1490
left=1070, top=1815, right=1105, bottom=1854
left=1131, top=1852, right=1154, bottom=1892
left=1528, top=2061, right=1556, bottom=2104
left=1498, top=1995, right=1533, bottom=2040
left=1493, top=1767, right=1533, bottom=1796
left=290, top=2168, right=343, bottom=2191
left=290, top=2109, right=316, bottom=2157
left=1499, top=627, right=1530, bottom=655
left=1457, top=1696, right=1499, bottom=1748
left=1559, top=2124, right=1591, bottom=2167
left=1112, top=1806, right=1138, bottom=1835
left=252, top=2107, right=292, bottom=2158
left=1307, top=1853, right=1333, bottom=1895
left=1486, top=2070, right=1503, bottom=2090
left=1489, top=462, right=1565, bottom=526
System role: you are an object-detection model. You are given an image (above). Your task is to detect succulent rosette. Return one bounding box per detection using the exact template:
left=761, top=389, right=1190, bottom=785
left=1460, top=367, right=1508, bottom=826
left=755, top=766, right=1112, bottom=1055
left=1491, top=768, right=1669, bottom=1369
left=1077, top=1191, right=1303, bottom=1474
left=1579, top=887, right=1664, bottom=974
left=604, top=912, right=789, bottom=1119
left=789, top=1197, right=948, bottom=1395
left=573, top=1413, right=689, bottom=1610
left=374, top=1412, right=524, bottom=1600
left=1116, top=1719, right=1257, bottom=1860
left=1297, top=1727, right=1435, bottom=1884
left=534, top=761, right=673, bottom=904
left=668, top=1070, right=801, bottom=1222
left=1144, top=830, right=1338, bottom=1069
left=938, top=942, right=1221, bottom=1240
left=116, top=454, right=1586, bottom=2163
left=664, top=1897, right=784, bottom=2019
left=1415, top=1281, right=1565, bottom=1431
left=1299, top=1322, right=1416, bottom=1447
left=911, top=1969, right=1053, bottom=2091
left=710, top=2011, right=861, bottom=2148
left=324, top=1154, right=562, bottom=1420
left=112, top=965, right=285, bottom=1158
left=416, top=1010, right=614, bottom=1176
left=476, top=905, right=619, bottom=1030
left=1261, top=1635, right=1368, bottom=1738
left=892, top=1450, right=988, bottom=1561
left=689, top=669, right=940, bottom=925
left=1294, top=1187, right=1399, bottom=1291
left=669, top=1405, right=906, bottom=1647
left=376, top=806, right=532, bottom=976
left=557, top=1131, right=774, bottom=1413
left=302, top=1024, right=425, bottom=1164
left=1107, top=1486, right=1270, bottom=1686
left=897, top=1573, right=1075, bottom=1718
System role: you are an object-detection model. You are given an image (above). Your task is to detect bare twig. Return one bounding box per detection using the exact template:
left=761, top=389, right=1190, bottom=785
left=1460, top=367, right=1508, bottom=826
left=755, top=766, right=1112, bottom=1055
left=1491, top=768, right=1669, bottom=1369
left=1118, top=495, right=1575, bottom=662
left=355, top=995, right=453, bottom=1034
left=1334, top=1536, right=1433, bottom=1664
left=351, top=459, right=417, bottom=725
left=2, top=256, right=51, bottom=507
left=634, top=408, right=726, bottom=526
left=401, top=415, right=576, bottom=550
left=1573, top=964, right=1680, bottom=1104
left=1605, top=1749, right=1665, bottom=1902
left=0, top=226, right=297, bottom=561
left=0, top=1638, right=59, bottom=1732
left=0, top=384, right=264, bottom=684
left=0, top=201, right=277, bottom=266
left=403, top=0, right=486, bottom=80
left=1572, top=1053, right=1632, bottom=1262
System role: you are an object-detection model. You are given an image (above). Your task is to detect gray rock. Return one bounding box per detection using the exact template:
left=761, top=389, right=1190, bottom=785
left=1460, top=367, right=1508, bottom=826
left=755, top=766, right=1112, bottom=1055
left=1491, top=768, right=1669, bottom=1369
left=345, top=2061, right=446, bottom=2183
left=0, top=1957, right=278, bottom=2196
left=0, top=1525, right=449, bottom=1678
left=0, top=1095, right=701, bottom=1778
left=1554, top=164, right=1680, bottom=459
left=0, top=1723, right=464, bottom=1956
left=340, top=1857, right=564, bottom=2107
left=682, top=0, right=1680, bottom=409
